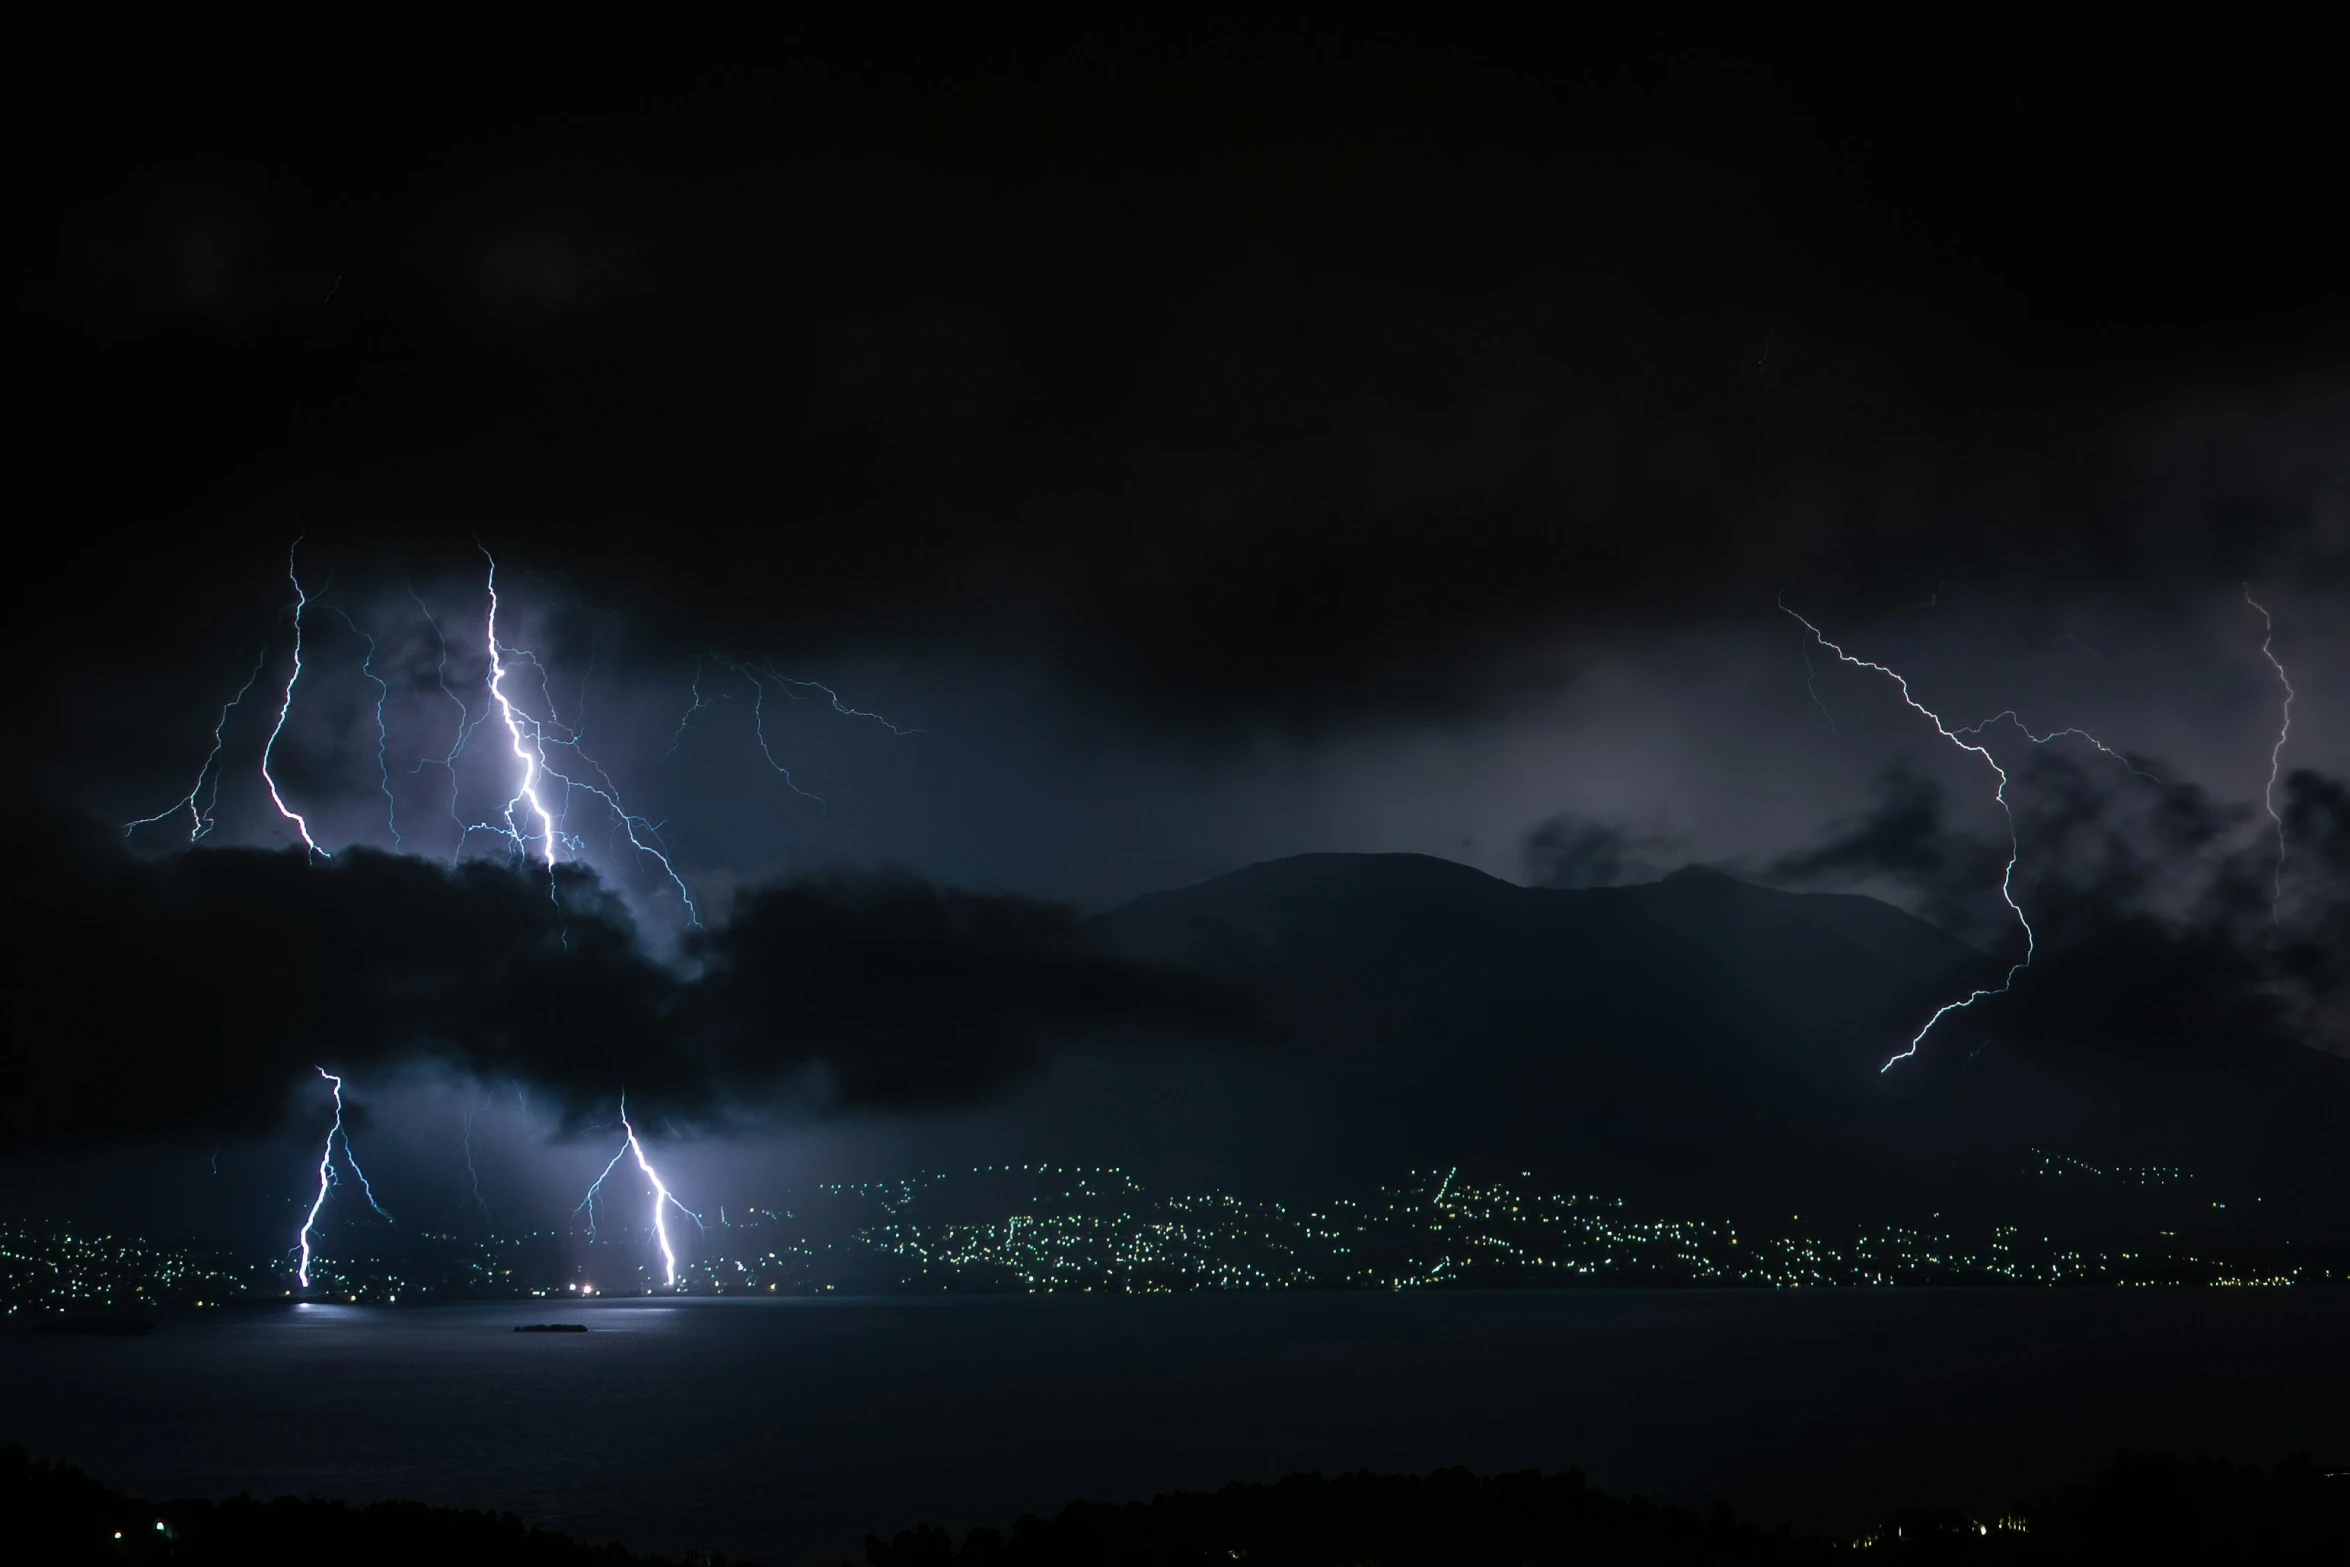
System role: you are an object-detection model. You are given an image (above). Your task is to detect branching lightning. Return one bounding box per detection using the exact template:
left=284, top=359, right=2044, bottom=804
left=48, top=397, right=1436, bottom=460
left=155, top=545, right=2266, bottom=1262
left=1952, top=711, right=2160, bottom=784
left=461, top=1097, right=492, bottom=1221
left=124, top=648, right=268, bottom=843
left=405, top=586, right=492, bottom=860
left=2244, top=584, right=2293, bottom=925
left=1782, top=599, right=2037, bottom=1072
left=679, top=654, right=916, bottom=808
left=661, top=656, right=728, bottom=759
left=575, top=1096, right=703, bottom=1288
left=143, top=542, right=906, bottom=936
left=1783, top=598, right=2161, bottom=1071
left=466, top=548, right=702, bottom=923
left=133, top=545, right=912, bottom=1235
left=260, top=541, right=329, bottom=860
left=321, top=605, right=402, bottom=849
left=296, top=1067, right=391, bottom=1290
left=479, top=551, right=564, bottom=868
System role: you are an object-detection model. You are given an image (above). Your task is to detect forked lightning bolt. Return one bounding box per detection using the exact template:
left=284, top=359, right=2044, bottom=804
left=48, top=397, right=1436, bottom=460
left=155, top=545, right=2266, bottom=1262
left=1783, top=597, right=2157, bottom=1071
left=127, top=543, right=908, bottom=1234
left=469, top=548, right=701, bottom=922
left=479, top=552, right=564, bottom=868
left=296, top=1067, right=391, bottom=1290
left=575, top=1096, right=703, bottom=1288
left=123, top=649, right=267, bottom=843
left=1781, top=599, right=2038, bottom=1072
left=673, top=655, right=916, bottom=807
left=2244, top=585, right=2293, bottom=924
left=137, top=541, right=903, bottom=933
left=261, top=541, right=329, bottom=860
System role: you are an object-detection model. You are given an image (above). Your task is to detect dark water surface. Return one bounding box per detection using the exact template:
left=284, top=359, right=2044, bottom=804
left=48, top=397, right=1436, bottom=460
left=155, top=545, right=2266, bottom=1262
left=3, top=1291, right=2343, bottom=1564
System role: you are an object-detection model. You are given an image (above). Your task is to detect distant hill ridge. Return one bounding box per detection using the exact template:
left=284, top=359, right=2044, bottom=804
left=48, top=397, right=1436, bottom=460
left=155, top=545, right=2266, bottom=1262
left=1082, top=852, right=2347, bottom=1240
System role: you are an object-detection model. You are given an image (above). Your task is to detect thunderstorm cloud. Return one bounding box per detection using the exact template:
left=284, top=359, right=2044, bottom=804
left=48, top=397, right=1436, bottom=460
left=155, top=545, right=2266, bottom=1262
left=1, top=805, right=1247, bottom=1150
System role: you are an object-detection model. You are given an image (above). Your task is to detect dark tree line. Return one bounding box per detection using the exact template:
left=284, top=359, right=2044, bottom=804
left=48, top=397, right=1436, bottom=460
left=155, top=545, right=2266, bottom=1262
left=863, top=1457, right=2350, bottom=1566
left=10, top=1445, right=2348, bottom=1564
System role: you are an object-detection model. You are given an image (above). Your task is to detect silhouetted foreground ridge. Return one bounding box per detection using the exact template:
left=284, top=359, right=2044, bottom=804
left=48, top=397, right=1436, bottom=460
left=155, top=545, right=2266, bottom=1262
left=2, top=1447, right=743, bottom=1565
left=864, top=1458, right=2350, bottom=1566
left=9, top=1446, right=2348, bottom=1564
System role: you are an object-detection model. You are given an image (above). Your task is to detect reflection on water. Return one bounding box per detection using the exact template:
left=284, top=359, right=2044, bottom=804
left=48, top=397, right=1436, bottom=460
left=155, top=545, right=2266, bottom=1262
left=5, top=1291, right=2345, bottom=1565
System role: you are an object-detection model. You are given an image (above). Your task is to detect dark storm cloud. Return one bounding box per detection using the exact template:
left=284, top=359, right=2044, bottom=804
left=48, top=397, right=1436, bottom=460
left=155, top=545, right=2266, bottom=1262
left=1764, top=765, right=2019, bottom=944
left=1756, top=754, right=2350, bottom=1062
left=15, top=37, right=2350, bottom=741
left=1522, top=814, right=1690, bottom=890
left=0, top=808, right=1245, bottom=1151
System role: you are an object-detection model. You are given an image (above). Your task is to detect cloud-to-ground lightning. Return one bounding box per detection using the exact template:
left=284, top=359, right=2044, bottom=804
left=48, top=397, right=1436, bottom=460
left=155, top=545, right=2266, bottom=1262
left=462, top=547, right=703, bottom=923
left=1783, top=598, right=2160, bottom=1071
left=296, top=1067, right=391, bottom=1290
left=478, top=550, right=564, bottom=868
left=575, top=1097, right=703, bottom=1288
left=144, top=542, right=908, bottom=934
left=1782, top=598, right=2037, bottom=1072
left=260, top=541, right=329, bottom=860
left=2244, top=584, right=2293, bottom=924
left=124, top=649, right=268, bottom=843
left=137, top=545, right=907, bottom=944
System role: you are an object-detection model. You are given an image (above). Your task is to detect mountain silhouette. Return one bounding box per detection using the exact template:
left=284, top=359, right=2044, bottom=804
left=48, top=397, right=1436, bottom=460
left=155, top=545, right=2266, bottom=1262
left=1087, top=854, right=2347, bottom=1247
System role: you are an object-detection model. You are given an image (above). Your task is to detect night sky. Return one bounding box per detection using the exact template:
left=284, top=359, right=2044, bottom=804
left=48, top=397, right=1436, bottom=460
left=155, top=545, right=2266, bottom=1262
left=7, top=28, right=2347, bottom=1237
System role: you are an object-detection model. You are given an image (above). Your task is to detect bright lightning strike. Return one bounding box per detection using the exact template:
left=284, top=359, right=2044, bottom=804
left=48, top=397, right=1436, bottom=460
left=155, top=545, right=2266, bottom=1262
left=260, top=541, right=328, bottom=860
left=2244, top=584, right=2293, bottom=925
left=467, top=549, right=702, bottom=923
left=1782, top=601, right=2161, bottom=1071
left=480, top=550, right=563, bottom=868
left=144, top=541, right=907, bottom=934
left=575, top=1096, right=703, bottom=1288
left=662, top=656, right=728, bottom=759
left=296, top=1067, right=391, bottom=1290
left=1781, top=598, right=2036, bottom=1073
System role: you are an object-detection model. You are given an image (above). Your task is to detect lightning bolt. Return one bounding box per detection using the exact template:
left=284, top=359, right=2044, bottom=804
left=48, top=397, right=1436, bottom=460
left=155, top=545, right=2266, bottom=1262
left=404, top=587, right=491, bottom=861
left=461, top=1097, right=492, bottom=1221
left=575, top=1096, right=702, bottom=1289
left=479, top=550, right=563, bottom=867
left=319, top=605, right=402, bottom=849
left=2244, top=585, right=2293, bottom=924
left=143, top=544, right=903, bottom=934
left=685, top=654, right=916, bottom=807
left=1800, top=644, right=1837, bottom=732
left=1782, top=599, right=2036, bottom=1072
left=296, top=1067, right=391, bottom=1290
left=661, top=656, right=728, bottom=759
left=124, top=648, right=268, bottom=842
left=1783, top=601, right=2164, bottom=1070
left=465, top=548, right=702, bottom=923
left=1952, top=712, right=2160, bottom=784
left=260, top=541, right=328, bottom=860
